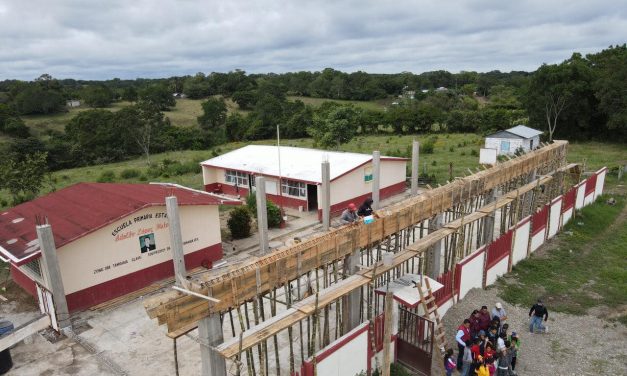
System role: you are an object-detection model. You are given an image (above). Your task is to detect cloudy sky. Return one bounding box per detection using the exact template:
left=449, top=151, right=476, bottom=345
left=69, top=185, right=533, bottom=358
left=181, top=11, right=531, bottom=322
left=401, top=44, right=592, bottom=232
left=1, top=0, right=625, bottom=80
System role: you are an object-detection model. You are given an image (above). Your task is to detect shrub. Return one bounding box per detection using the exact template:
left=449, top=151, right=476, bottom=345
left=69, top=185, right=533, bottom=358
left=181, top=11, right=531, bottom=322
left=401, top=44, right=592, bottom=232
left=422, top=140, right=435, bottom=154
left=460, top=151, right=466, bottom=156
left=246, top=193, right=282, bottom=228
left=266, top=200, right=282, bottom=228
left=97, top=170, right=116, bottom=182
left=449, top=146, right=455, bottom=152
left=431, top=160, right=437, bottom=166
left=227, top=206, right=252, bottom=239
left=470, top=149, right=479, bottom=157
left=120, top=168, right=141, bottom=179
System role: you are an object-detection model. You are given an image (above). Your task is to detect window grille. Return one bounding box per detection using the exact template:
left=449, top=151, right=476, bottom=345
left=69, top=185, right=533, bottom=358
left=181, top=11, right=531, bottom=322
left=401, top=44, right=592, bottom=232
left=225, top=170, right=249, bottom=186
left=281, top=179, right=307, bottom=197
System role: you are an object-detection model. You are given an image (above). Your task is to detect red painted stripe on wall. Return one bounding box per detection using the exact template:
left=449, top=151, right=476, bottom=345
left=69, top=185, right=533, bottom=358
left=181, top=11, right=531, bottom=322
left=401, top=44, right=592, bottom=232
left=320, top=181, right=408, bottom=220
left=65, top=243, right=222, bottom=312
left=10, top=264, right=38, bottom=298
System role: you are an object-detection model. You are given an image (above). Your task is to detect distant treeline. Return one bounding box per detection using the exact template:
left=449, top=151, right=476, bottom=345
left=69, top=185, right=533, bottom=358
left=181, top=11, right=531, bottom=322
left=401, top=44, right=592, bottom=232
left=0, top=45, right=625, bottom=203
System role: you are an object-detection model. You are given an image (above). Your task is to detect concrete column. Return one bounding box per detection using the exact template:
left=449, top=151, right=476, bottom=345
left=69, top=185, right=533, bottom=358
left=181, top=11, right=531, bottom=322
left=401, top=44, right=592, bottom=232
left=482, top=189, right=497, bottom=245
left=166, top=196, right=187, bottom=287
left=411, top=140, right=419, bottom=196
left=342, top=250, right=361, bottom=333
left=255, top=176, right=269, bottom=254
left=321, top=161, right=331, bottom=231
left=36, top=224, right=72, bottom=330
left=198, top=314, right=226, bottom=376
left=372, top=151, right=381, bottom=210
left=426, top=213, right=443, bottom=279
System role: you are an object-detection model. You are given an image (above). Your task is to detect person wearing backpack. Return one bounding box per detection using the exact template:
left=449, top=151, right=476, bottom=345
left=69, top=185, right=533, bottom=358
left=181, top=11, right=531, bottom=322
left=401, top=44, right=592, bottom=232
left=444, top=348, right=456, bottom=376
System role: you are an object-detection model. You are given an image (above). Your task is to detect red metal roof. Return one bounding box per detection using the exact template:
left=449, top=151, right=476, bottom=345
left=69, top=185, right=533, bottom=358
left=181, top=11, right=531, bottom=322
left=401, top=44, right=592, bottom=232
left=0, top=183, right=236, bottom=264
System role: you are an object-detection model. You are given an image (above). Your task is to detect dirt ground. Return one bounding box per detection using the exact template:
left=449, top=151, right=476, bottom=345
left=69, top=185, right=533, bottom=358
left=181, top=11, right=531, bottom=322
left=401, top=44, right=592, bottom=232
left=434, top=285, right=627, bottom=376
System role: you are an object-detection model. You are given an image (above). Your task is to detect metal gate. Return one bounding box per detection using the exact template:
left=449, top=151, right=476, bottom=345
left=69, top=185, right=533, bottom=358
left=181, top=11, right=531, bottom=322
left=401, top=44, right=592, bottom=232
left=396, top=308, right=434, bottom=375
left=36, top=283, right=58, bottom=331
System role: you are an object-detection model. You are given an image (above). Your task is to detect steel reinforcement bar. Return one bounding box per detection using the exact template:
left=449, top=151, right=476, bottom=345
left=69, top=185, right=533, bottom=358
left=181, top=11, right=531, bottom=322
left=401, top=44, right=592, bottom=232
left=144, top=141, right=568, bottom=337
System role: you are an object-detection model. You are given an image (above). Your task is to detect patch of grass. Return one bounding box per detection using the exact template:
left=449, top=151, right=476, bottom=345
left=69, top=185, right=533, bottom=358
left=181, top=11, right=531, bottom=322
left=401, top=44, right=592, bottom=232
left=499, top=195, right=627, bottom=314
left=287, top=96, right=387, bottom=111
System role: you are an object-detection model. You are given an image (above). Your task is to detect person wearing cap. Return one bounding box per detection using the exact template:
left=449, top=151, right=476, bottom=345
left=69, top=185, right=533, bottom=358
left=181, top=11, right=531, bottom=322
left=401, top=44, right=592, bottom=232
left=455, top=319, right=472, bottom=370
left=340, top=203, right=358, bottom=224
left=492, top=302, right=508, bottom=329
left=529, top=299, right=549, bottom=333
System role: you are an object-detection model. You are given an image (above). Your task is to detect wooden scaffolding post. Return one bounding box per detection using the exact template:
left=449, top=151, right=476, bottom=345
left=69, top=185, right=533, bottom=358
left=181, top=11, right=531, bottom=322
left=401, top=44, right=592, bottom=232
left=417, top=278, right=448, bottom=354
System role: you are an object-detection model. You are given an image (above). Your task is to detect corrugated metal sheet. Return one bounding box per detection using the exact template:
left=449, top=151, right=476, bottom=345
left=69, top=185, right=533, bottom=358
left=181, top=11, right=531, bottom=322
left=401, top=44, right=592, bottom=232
left=0, top=183, right=228, bottom=263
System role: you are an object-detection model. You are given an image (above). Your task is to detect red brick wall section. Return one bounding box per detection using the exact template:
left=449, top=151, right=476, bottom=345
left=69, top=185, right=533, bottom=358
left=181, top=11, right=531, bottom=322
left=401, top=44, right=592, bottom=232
left=205, top=183, right=249, bottom=197
left=10, top=264, right=37, bottom=298
left=64, top=243, right=223, bottom=312
left=265, top=193, right=308, bottom=210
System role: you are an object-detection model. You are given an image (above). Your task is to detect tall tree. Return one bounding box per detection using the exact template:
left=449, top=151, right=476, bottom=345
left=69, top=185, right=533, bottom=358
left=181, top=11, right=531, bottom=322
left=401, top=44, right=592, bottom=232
left=309, top=102, right=360, bottom=148
left=138, top=84, right=176, bottom=111
left=0, top=150, right=48, bottom=204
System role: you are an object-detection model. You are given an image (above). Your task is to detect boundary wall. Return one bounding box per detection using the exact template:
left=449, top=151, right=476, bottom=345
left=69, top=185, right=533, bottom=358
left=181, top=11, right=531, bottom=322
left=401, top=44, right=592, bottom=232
left=298, top=167, right=607, bottom=375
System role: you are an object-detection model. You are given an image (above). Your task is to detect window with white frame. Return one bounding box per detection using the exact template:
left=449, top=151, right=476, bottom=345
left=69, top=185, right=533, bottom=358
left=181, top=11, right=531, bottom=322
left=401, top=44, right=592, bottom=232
left=281, top=179, right=307, bottom=198
left=225, top=170, right=248, bottom=186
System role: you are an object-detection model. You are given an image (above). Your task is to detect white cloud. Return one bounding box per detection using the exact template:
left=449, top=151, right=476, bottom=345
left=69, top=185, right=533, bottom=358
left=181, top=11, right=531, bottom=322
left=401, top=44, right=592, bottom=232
left=0, top=0, right=625, bottom=80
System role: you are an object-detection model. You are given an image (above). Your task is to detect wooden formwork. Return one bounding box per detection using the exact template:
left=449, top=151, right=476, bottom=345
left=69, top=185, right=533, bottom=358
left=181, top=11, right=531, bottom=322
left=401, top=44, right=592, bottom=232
left=144, top=141, right=568, bottom=338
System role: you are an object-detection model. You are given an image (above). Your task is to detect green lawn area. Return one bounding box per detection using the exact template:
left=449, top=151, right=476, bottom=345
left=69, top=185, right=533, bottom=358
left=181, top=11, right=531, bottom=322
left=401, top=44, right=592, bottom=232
left=22, top=101, right=131, bottom=136
left=1, top=134, right=625, bottom=211
left=499, top=195, right=627, bottom=323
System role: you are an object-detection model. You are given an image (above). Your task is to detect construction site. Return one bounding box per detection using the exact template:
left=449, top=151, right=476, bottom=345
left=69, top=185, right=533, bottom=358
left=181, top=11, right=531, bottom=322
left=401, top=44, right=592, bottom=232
left=0, top=140, right=614, bottom=376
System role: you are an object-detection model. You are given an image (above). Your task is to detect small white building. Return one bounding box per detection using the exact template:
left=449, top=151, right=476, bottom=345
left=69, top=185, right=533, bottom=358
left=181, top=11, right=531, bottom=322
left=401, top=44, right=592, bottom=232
left=485, top=125, right=542, bottom=155
left=201, top=145, right=408, bottom=219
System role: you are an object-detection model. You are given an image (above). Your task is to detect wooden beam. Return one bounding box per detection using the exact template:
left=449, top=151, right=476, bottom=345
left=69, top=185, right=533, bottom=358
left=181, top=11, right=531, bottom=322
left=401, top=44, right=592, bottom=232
left=144, top=142, right=569, bottom=337
left=0, top=315, right=50, bottom=352
left=215, top=173, right=556, bottom=358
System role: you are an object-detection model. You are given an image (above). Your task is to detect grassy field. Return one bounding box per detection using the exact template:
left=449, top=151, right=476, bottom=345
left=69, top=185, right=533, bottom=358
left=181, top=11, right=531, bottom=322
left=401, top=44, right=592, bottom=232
left=499, top=195, right=627, bottom=323
left=287, top=95, right=390, bottom=111
left=22, top=101, right=131, bottom=136
left=2, top=134, right=624, bottom=211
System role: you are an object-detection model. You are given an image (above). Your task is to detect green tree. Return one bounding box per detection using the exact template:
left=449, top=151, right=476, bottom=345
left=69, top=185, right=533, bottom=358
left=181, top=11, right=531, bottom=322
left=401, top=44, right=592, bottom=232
left=115, top=102, right=171, bottom=164
left=309, top=103, right=360, bottom=148
left=525, top=54, right=596, bottom=141
left=138, top=84, right=176, bottom=111
left=225, top=113, right=250, bottom=142
left=81, top=85, right=114, bottom=108
left=65, top=109, right=123, bottom=163
left=122, top=86, right=138, bottom=102
left=589, top=44, right=627, bottom=139
left=198, top=97, right=228, bottom=130
left=0, top=151, right=48, bottom=204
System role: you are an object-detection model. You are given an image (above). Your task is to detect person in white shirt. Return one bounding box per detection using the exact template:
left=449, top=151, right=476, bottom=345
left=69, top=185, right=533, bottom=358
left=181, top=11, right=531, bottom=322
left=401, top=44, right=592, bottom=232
left=492, top=302, right=508, bottom=328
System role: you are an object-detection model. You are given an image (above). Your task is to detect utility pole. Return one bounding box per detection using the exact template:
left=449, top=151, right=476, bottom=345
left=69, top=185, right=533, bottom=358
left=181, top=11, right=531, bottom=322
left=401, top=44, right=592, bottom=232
left=166, top=196, right=188, bottom=288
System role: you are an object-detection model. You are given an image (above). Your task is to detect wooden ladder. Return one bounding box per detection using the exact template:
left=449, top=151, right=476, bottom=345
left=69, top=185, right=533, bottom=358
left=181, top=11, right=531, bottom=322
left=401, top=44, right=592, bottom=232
left=417, top=277, right=448, bottom=354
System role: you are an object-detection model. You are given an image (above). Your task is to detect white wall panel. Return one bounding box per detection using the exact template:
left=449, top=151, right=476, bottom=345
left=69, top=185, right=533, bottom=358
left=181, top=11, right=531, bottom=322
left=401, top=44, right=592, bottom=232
left=458, top=248, right=485, bottom=300
left=315, top=323, right=369, bottom=376
left=562, top=208, right=573, bottom=226
left=485, top=257, right=508, bottom=285
left=547, top=198, right=562, bottom=239
left=575, top=183, right=586, bottom=209
left=595, top=169, right=606, bottom=199
left=512, top=221, right=530, bottom=265
left=530, top=230, right=545, bottom=253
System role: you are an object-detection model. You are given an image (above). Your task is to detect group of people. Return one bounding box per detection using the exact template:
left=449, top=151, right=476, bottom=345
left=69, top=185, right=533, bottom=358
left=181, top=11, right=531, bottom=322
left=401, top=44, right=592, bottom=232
left=340, top=198, right=376, bottom=224
left=445, top=300, right=549, bottom=376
